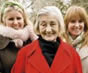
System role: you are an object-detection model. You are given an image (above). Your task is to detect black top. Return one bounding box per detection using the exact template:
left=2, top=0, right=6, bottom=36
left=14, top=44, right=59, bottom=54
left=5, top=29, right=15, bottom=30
left=38, top=36, right=60, bottom=67
left=0, top=35, right=31, bottom=73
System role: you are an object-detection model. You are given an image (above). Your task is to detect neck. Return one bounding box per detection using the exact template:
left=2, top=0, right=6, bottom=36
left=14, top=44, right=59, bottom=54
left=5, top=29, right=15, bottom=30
left=71, top=35, right=78, bottom=40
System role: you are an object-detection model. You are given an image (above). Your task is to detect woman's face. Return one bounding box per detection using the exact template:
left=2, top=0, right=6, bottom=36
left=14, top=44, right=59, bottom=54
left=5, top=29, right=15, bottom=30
left=4, top=10, right=25, bottom=30
left=39, top=15, right=59, bottom=42
left=68, top=19, right=84, bottom=38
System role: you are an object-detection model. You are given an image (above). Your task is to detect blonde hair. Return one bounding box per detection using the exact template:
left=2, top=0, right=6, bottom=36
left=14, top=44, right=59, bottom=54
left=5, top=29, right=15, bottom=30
left=34, top=6, right=65, bottom=37
left=0, top=1, right=31, bottom=27
left=64, top=5, right=88, bottom=32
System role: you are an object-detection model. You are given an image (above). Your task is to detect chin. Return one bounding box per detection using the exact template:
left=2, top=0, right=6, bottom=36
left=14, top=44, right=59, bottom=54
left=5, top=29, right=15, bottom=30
left=45, top=38, right=56, bottom=42
left=73, top=33, right=80, bottom=36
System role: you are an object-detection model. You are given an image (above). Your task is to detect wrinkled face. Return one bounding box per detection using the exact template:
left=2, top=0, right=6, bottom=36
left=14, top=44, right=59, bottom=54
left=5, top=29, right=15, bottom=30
left=39, top=15, right=59, bottom=42
left=68, top=19, right=84, bottom=38
left=4, top=10, right=25, bottom=30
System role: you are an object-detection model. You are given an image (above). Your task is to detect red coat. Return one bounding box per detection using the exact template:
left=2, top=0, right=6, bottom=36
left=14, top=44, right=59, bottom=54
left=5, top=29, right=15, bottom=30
left=11, top=39, right=83, bottom=73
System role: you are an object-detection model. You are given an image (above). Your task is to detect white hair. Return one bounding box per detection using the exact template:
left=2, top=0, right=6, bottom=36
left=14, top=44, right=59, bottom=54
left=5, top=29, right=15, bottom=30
left=34, top=6, right=65, bottom=36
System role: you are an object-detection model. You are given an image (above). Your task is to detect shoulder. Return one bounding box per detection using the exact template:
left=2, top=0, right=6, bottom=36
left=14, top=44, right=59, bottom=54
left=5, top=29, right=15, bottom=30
left=17, top=40, right=39, bottom=57
left=61, top=40, right=82, bottom=66
left=61, top=39, right=75, bottom=51
left=60, top=39, right=78, bottom=57
left=0, top=35, right=10, bottom=50
left=78, top=46, right=88, bottom=59
left=23, top=39, right=32, bottom=46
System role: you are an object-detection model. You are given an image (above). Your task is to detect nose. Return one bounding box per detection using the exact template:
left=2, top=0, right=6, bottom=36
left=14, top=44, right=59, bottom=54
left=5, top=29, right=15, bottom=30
left=46, top=25, right=52, bottom=32
left=75, top=22, right=79, bottom=27
left=13, top=19, right=18, bottom=25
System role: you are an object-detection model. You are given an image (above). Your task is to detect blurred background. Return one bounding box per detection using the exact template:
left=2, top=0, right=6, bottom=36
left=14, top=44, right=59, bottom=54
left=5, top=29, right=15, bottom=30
left=0, top=0, right=88, bottom=23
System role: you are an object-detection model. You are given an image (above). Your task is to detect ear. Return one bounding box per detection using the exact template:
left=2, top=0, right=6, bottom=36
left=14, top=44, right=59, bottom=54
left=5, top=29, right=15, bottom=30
left=58, top=24, right=60, bottom=32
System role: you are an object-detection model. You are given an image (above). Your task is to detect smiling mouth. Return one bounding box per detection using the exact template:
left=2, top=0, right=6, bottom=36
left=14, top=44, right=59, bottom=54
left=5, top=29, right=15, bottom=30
left=74, top=29, right=80, bottom=32
left=44, top=34, right=51, bottom=37
left=46, top=35, right=52, bottom=37
left=73, top=27, right=81, bottom=30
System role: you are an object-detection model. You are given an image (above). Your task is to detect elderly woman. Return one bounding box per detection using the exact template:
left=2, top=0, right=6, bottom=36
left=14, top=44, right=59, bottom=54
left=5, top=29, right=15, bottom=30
left=0, top=1, right=37, bottom=73
left=64, top=5, right=88, bottom=73
left=11, top=6, right=82, bottom=73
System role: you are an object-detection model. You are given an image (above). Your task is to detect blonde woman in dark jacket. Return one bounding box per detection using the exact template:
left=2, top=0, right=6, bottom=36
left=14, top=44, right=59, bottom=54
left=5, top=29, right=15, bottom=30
left=0, top=1, right=38, bottom=73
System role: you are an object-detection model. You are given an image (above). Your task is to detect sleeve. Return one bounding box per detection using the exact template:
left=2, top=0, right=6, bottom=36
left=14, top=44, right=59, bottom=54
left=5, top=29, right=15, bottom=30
left=73, top=51, right=83, bottom=73
left=11, top=49, right=26, bottom=73
left=0, top=61, right=3, bottom=73
left=0, top=54, right=3, bottom=73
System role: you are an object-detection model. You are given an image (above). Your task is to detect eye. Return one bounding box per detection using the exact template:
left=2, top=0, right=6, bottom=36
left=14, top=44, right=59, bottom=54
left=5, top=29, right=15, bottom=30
left=17, top=17, right=22, bottom=20
left=8, top=18, right=14, bottom=21
left=50, top=22, right=56, bottom=26
left=50, top=21, right=56, bottom=26
left=70, top=20, right=76, bottom=23
left=40, top=21, right=47, bottom=27
left=79, top=20, right=83, bottom=23
left=41, top=23, right=46, bottom=27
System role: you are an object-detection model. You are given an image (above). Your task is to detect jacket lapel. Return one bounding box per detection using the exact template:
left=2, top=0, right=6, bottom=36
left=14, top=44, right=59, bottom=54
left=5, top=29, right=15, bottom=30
left=0, top=35, right=10, bottom=49
left=51, top=41, right=71, bottom=73
left=27, top=40, right=72, bottom=73
left=27, top=41, right=51, bottom=73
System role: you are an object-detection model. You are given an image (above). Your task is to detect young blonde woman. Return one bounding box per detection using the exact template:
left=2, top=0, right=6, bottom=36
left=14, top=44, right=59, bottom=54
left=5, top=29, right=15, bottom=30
left=11, top=6, right=82, bottom=73
left=64, top=5, right=88, bottom=73
left=0, top=1, right=38, bottom=73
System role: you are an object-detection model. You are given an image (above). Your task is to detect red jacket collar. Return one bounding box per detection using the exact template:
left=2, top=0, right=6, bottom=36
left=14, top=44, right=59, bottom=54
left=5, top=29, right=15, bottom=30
left=26, top=39, right=72, bottom=73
